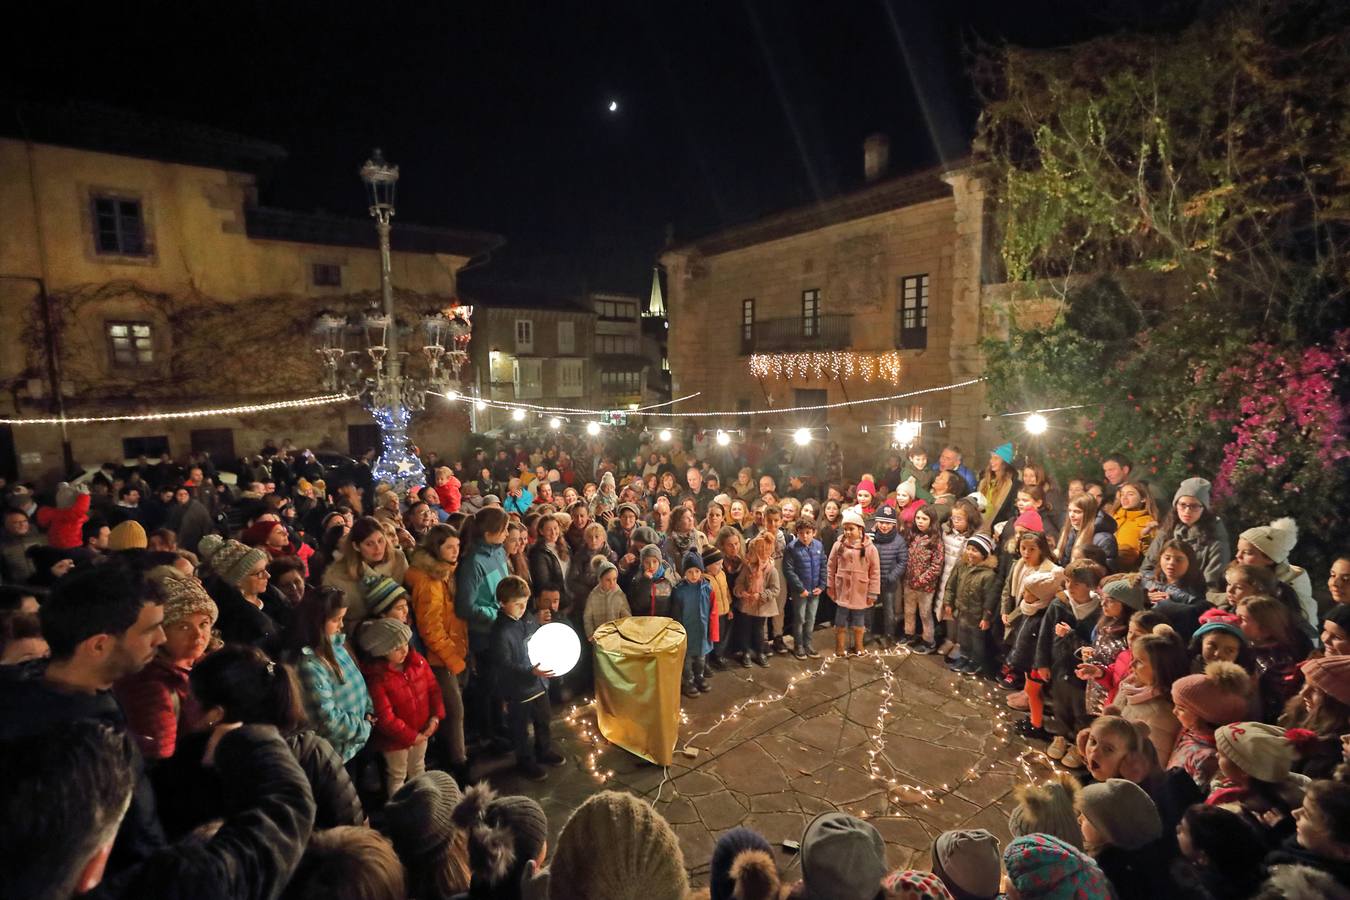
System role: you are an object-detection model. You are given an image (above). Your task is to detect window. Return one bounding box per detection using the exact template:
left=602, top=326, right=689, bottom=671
left=311, top=263, right=342, bottom=287
left=600, top=370, right=641, bottom=395
left=106, top=321, right=155, bottom=367
left=740, top=299, right=755, bottom=353
left=513, top=358, right=542, bottom=399
left=189, top=428, right=235, bottom=463
left=514, top=319, right=534, bottom=353
left=596, top=299, right=637, bottom=320
left=557, top=321, right=576, bottom=354
left=93, top=196, right=147, bottom=256
left=558, top=359, right=584, bottom=397
left=122, top=435, right=169, bottom=459
left=802, top=289, right=820, bottom=337
left=596, top=334, right=639, bottom=355
left=899, top=274, right=929, bottom=350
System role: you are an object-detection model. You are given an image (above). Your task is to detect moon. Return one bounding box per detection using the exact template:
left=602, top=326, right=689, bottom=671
left=607, top=99, right=619, bottom=113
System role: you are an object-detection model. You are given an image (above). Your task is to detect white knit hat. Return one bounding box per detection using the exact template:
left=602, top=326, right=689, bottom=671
left=842, top=509, right=866, bottom=530
left=1239, top=517, right=1298, bottom=564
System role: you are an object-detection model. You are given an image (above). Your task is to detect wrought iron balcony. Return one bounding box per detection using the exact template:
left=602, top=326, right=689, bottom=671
left=740, top=314, right=853, bottom=354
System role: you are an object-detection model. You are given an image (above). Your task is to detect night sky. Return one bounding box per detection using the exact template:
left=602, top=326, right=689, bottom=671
left=6, top=1, right=1198, bottom=296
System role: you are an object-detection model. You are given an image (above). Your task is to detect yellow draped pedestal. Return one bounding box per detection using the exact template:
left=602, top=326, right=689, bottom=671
left=591, top=616, right=687, bottom=766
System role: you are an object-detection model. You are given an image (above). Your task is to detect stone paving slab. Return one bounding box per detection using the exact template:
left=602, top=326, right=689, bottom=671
left=485, top=646, right=1051, bottom=886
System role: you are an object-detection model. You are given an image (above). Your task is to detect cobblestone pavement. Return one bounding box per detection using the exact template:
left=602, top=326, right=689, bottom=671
left=487, top=640, right=1050, bottom=886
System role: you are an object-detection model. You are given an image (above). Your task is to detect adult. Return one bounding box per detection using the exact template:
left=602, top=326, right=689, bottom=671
left=1237, top=517, right=1316, bottom=630
left=322, top=516, right=410, bottom=635
left=0, top=506, right=40, bottom=584
left=976, top=443, right=1019, bottom=533
left=527, top=514, right=570, bottom=596
left=681, top=467, right=711, bottom=516
left=1140, top=477, right=1231, bottom=593
left=661, top=506, right=706, bottom=570
left=165, top=486, right=214, bottom=560
left=207, top=540, right=286, bottom=656
left=931, top=445, right=978, bottom=496
left=1100, top=452, right=1134, bottom=502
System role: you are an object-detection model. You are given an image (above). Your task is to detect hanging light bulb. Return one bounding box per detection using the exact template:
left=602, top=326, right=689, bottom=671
left=549, top=417, right=562, bottom=430
left=893, top=420, right=920, bottom=447
left=715, top=430, right=730, bottom=447
left=446, top=389, right=460, bottom=401
left=793, top=427, right=812, bottom=446
left=511, top=408, right=526, bottom=422
left=474, top=399, right=487, bottom=411
left=1025, top=413, right=1049, bottom=435
left=587, top=422, right=601, bottom=436
left=658, top=428, right=671, bottom=443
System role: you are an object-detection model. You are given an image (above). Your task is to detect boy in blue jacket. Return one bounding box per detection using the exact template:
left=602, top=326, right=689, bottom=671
left=489, top=575, right=564, bottom=780
left=670, top=550, right=713, bottom=697
left=869, top=505, right=909, bottom=648
left=785, top=518, right=827, bottom=659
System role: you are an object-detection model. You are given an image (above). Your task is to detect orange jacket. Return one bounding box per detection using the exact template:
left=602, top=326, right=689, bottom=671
left=405, top=549, right=469, bottom=675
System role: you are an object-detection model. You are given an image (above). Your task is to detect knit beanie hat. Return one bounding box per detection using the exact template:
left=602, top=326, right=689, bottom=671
left=240, top=519, right=283, bottom=548
left=361, top=573, right=408, bottom=617
left=1239, top=517, right=1299, bottom=564
left=384, top=770, right=463, bottom=860
left=1301, top=655, right=1350, bottom=706
left=896, top=477, right=918, bottom=501
left=1008, top=775, right=1083, bottom=850
left=712, top=493, right=732, bottom=510
left=1077, top=778, right=1162, bottom=851
left=549, top=791, right=688, bottom=900
left=965, top=533, right=995, bottom=559
left=452, top=784, right=548, bottom=888
left=992, top=442, right=1014, bottom=465
left=708, top=827, right=776, bottom=900
left=1003, top=834, right=1112, bottom=900
left=593, top=555, right=618, bottom=580
left=618, top=502, right=642, bottom=517
left=1191, top=609, right=1250, bottom=648
left=1171, top=661, right=1251, bottom=726
left=932, top=829, right=1001, bottom=900
left=357, top=618, right=411, bottom=658
left=55, top=482, right=79, bottom=509
left=1174, top=477, right=1213, bottom=509
left=965, top=492, right=989, bottom=517
left=1014, top=508, right=1044, bottom=533
left=855, top=478, right=877, bottom=497
left=881, top=870, right=955, bottom=899
left=640, top=545, right=663, bottom=566
left=197, top=534, right=225, bottom=564
left=159, top=573, right=219, bottom=627
left=107, top=520, right=148, bottom=551
left=1215, top=722, right=1295, bottom=783
left=632, top=526, right=660, bottom=546
left=1100, top=573, right=1148, bottom=612
left=702, top=547, right=724, bottom=567
left=600, top=471, right=616, bottom=489
left=210, top=540, right=267, bottom=588
left=842, top=509, right=866, bottom=530
left=800, top=812, right=888, bottom=900
left=875, top=505, right=898, bottom=525
left=1023, top=568, right=1063, bottom=604
left=681, top=549, right=705, bottom=574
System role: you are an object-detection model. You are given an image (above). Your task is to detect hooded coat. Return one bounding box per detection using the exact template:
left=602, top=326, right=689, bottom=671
left=827, top=536, right=881, bottom=611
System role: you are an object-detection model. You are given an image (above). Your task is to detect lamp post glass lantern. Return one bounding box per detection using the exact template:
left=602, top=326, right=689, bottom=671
left=311, top=150, right=473, bottom=492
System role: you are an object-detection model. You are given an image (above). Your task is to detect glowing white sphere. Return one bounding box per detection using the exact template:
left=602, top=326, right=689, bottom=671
left=658, top=428, right=671, bottom=442
left=528, top=621, right=581, bottom=676
left=1025, top=413, right=1049, bottom=435
left=715, top=430, right=730, bottom=447
left=587, top=422, right=601, bottom=436
left=793, top=427, right=812, bottom=446
left=549, top=417, right=562, bottom=430
left=893, top=420, right=920, bottom=447
left=511, top=408, right=526, bottom=422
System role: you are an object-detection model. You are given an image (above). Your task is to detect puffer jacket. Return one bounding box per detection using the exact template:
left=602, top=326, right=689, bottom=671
left=566, top=544, right=617, bottom=616
left=405, top=549, right=468, bottom=675
left=903, top=530, right=945, bottom=592
left=627, top=563, right=679, bottom=618
left=362, top=649, right=445, bottom=752
left=434, top=475, right=461, bottom=513
left=1111, top=506, right=1156, bottom=571
left=1059, top=511, right=1119, bottom=572
left=944, top=554, right=1000, bottom=628
left=455, top=540, right=509, bottom=650
left=36, top=492, right=90, bottom=550
left=828, top=537, right=881, bottom=610
left=285, top=729, right=365, bottom=828
left=937, top=525, right=974, bottom=613
left=870, top=529, right=909, bottom=588
left=785, top=537, right=827, bottom=599
left=1141, top=517, right=1232, bottom=592
left=527, top=541, right=569, bottom=595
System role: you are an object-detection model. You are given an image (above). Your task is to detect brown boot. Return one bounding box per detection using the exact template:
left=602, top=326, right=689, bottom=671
left=834, top=627, right=848, bottom=657
left=851, top=627, right=866, bottom=656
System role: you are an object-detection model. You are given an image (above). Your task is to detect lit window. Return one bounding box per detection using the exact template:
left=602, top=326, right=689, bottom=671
left=106, top=321, right=155, bottom=367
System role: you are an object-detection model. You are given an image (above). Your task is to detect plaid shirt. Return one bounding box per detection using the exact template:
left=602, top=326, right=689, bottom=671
left=298, top=633, right=373, bottom=762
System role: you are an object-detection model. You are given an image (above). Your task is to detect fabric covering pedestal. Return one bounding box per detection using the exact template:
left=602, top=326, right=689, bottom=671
left=591, top=616, right=687, bottom=766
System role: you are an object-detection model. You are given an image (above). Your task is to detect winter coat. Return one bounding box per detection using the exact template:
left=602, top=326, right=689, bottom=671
left=1141, top=518, right=1232, bottom=592
left=1059, top=511, right=1119, bottom=572
left=491, top=612, right=545, bottom=703
left=943, top=555, right=1000, bottom=628
left=36, top=491, right=90, bottom=550
left=113, top=655, right=204, bottom=760
left=527, top=541, right=569, bottom=595
left=784, top=537, right=827, bottom=600
left=1031, top=596, right=1099, bottom=677
left=503, top=487, right=534, bottom=515
left=1000, top=557, right=1058, bottom=627
left=405, top=550, right=469, bottom=675
left=362, top=649, right=445, bottom=752
left=0, top=531, right=39, bottom=583
left=88, top=725, right=315, bottom=900
left=165, top=499, right=214, bottom=559
left=455, top=540, right=509, bottom=650
left=827, top=538, right=881, bottom=611
left=296, top=634, right=373, bottom=762
left=1265, top=838, right=1350, bottom=891
left=566, top=544, right=617, bottom=615
left=607, top=523, right=635, bottom=559
left=1252, top=640, right=1304, bottom=724
left=434, top=476, right=462, bottom=513
left=284, top=729, right=364, bottom=827
left=322, top=549, right=410, bottom=636
left=708, top=565, right=732, bottom=618
left=661, top=528, right=707, bottom=571
left=936, top=526, right=973, bottom=613
left=1274, top=560, right=1316, bottom=629
left=1111, top=506, right=1156, bottom=570
left=733, top=558, right=782, bottom=618
left=627, top=563, right=679, bottom=617
left=902, top=530, right=945, bottom=592
left=869, top=529, right=909, bottom=589
left=671, top=575, right=714, bottom=657
left=583, top=584, right=631, bottom=639
left=1117, top=680, right=1181, bottom=764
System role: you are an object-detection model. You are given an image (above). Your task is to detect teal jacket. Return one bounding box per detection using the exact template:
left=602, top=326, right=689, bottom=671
left=455, top=541, right=509, bottom=649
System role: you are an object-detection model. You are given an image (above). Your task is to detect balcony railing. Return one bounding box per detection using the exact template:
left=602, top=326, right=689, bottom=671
left=741, top=314, right=852, bottom=354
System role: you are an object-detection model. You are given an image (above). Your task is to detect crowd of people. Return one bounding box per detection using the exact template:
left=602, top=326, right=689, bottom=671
left=2, top=427, right=1350, bottom=900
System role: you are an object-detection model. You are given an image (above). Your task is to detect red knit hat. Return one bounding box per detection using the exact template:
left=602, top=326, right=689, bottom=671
left=1014, top=508, right=1045, bottom=533
left=1171, top=661, right=1251, bottom=727
left=1301, top=655, right=1350, bottom=706
left=240, top=519, right=283, bottom=548
left=855, top=478, right=877, bottom=497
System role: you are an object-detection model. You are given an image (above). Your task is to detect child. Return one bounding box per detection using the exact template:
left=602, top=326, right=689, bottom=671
left=900, top=505, right=944, bottom=653
left=1215, top=560, right=1281, bottom=612
left=827, top=510, right=880, bottom=658
left=358, top=618, right=445, bottom=798
left=1075, top=575, right=1145, bottom=723
left=1007, top=772, right=1084, bottom=849
left=943, top=533, right=999, bottom=676
left=1075, top=778, right=1168, bottom=897
left=1237, top=594, right=1309, bottom=724
left=1169, top=661, right=1252, bottom=790
left=1110, top=481, right=1158, bottom=571
left=1322, top=604, right=1350, bottom=657
left=1209, top=721, right=1309, bottom=848
left=1265, top=776, right=1350, bottom=887
left=900, top=447, right=936, bottom=501
left=490, top=575, right=564, bottom=780
left=582, top=557, right=631, bottom=640
left=998, top=525, right=1056, bottom=692
left=590, top=471, right=619, bottom=520
left=893, top=477, right=926, bottom=530
left=735, top=531, right=782, bottom=667
left=702, top=547, right=734, bottom=668
left=1238, top=517, right=1314, bottom=631
left=1036, top=559, right=1107, bottom=765
left=868, top=505, right=908, bottom=649
left=1189, top=609, right=1252, bottom=670
left=1145, top=539, right=1210, bottom=640
left=452, top=783, right=550, bottom=899
left=936, top=498, right=982, bottom=658
left=1055, top=494, right=1118, bottom=573
left=785, top=518, right=826, bottom=660
left=1007, top=568, right=1065, bottom=741
left=1112, top=623, right=1190, bottom=765
left=671, top=550, right=713, bottom=697
left=1279, top=655, right=1350, bottom=778
left=383, top=771, right=471, bottom=898
left=753, top=504, right=790, bottom=655
left=627, top=545, right=677, bottom=618
left=1173, top=804, right=1268, bottom=900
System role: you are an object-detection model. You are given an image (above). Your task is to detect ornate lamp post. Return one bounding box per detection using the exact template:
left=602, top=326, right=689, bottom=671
left=313, top=149, right=473, bottom=492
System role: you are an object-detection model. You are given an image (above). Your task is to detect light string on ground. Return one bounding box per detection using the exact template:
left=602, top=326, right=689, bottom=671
left=0, top=393, right=354, bottom=426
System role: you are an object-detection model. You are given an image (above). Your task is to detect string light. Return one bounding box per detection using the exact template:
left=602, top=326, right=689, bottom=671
left=1025, top=413, right=1049, bottom=435
left=474, top=399, right=487, bottom=411
left=793, top=427, right=812, bottom=446
left=433, top=391, right=702, bottom=417
left=512, top=408, right=526, bottom=422
left=749, top=350, right=904, bottom=384
left=549, top=417, right=562, bottom=430
left=0, top=393, right=351, bottom=426
left=586, top=422, right=602, bottom=436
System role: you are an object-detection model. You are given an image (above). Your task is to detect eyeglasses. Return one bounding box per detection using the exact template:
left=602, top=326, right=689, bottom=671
left=1176, top=501, right=1205, bottom=512
left=247, top=568, right=269, bottom=579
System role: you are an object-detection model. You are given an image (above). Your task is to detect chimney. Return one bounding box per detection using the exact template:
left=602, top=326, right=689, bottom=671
left=863, top=133, right=890, bottom=182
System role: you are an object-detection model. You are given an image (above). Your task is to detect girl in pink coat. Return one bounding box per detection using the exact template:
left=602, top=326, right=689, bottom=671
left=828, top=509, right=880, bottom=657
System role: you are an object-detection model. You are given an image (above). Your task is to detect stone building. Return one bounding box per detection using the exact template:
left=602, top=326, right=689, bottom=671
left=590, top=291, right=646, bottom=409
left=660, top=135, right=998, bottom=468
left=0, top=101, right=500, bottom=483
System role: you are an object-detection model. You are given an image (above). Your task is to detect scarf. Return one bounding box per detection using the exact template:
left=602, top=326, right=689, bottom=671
left=872, top=527, right=898, bottom=545
left=1019, top=592, right=1055, bottom=618
left=1070, top=592, right=1101, bottom=622
left=669, top=529, right=696, bottom=557
left=1117, top=679, right=1163, bottom=707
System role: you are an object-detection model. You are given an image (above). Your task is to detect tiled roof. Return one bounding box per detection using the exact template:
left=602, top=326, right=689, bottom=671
left=245, top=206, right=502, bottom=259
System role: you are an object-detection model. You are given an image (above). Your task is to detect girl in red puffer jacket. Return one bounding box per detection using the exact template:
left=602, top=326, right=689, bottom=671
left=357, top=618, right=446, bottom=798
